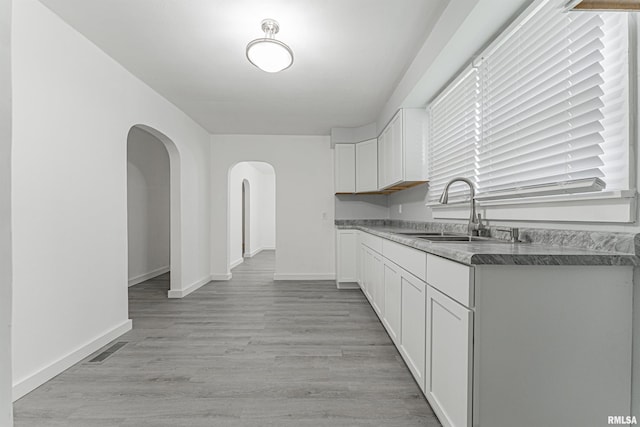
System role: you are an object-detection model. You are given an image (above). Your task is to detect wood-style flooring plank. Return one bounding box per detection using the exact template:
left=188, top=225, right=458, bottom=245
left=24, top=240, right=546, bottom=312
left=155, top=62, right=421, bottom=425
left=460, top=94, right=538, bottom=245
left=14, top=251, right=441, bottom=426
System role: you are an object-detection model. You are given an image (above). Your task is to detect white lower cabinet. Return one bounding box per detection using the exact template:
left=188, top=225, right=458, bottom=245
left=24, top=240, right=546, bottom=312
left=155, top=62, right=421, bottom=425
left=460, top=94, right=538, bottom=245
left=348, top=230, right=633, bottom=427
left=382, top=259, right=401, bottom=343
left=357, top=235, right=426, bottom=386
left=335, top=230, right=358, bottom=288
left=425, top=285, right=472, bottom=427
left=399, top=271, right=426, bottom=389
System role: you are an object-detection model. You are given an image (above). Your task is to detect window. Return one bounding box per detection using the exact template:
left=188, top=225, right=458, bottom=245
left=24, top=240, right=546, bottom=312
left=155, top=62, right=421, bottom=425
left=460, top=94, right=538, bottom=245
left=426, top=0, right=631, bottom=214
left=428, top=67, right=480, bottom=203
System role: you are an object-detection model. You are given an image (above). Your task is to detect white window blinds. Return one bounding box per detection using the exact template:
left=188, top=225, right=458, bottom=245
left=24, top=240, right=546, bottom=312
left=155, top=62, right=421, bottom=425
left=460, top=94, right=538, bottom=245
left=426, top=0, right=629, bottom=204
left=427, top=67, right=480, bottom=203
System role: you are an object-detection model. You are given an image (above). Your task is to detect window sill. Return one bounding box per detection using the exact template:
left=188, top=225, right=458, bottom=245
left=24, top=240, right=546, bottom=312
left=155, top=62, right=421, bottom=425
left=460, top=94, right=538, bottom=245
left=429, top=190, right=637, bottom=223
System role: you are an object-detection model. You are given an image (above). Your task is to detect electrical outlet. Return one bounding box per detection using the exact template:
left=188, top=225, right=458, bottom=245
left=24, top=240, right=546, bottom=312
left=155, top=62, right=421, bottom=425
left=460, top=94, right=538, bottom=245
left=398, top=204, right=402, bottom=214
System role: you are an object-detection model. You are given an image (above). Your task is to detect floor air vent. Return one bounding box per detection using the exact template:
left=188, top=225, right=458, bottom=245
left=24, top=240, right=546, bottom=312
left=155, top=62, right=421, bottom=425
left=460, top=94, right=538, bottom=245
left=88, top=341, right=128, bottom=363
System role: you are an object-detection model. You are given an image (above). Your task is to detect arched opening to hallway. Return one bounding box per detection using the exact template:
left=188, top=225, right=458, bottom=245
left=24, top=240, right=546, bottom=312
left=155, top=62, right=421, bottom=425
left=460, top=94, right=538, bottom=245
left=228, top=162, right=276, bottom=273
left=126, top=125, right=181, bottom=297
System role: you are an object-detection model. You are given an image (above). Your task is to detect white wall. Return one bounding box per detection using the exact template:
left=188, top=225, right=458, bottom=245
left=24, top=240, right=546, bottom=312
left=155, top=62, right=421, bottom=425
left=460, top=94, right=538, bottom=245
left=229, top=162, right=276, bottom=267
left=11, top=0, right=211, bottom=400
left=377, top=0, right=530, bottom=129
left=211, top=135, right=334, bottom=280
left=632, top=18, right=640, bottom=418
left=388, top=183, right=431, bottom=221
left=0, top=0, right=12, bottom=424
left=258, top=168, right=276, bottom=251
left=335, top=194, right=389, bottom=220
left=127, top=126, right=170, bottom=285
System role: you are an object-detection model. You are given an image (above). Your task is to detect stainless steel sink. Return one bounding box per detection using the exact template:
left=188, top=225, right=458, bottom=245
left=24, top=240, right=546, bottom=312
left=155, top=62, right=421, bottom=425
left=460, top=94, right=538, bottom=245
left=417, top=235, right=511, bottom=243
left=396, top=231, right=515, bottom=243
left=396, top=231, right=451, bottom=236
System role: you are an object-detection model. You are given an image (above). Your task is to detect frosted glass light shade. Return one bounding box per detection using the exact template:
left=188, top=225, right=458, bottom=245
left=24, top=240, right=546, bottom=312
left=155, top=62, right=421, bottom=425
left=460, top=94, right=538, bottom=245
left=246, top=38, right=294, bottom=73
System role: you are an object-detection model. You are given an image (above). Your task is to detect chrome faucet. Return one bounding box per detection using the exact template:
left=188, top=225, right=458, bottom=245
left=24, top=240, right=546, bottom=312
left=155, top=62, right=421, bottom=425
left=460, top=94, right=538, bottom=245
left=439, top=177, right=485, bottom=236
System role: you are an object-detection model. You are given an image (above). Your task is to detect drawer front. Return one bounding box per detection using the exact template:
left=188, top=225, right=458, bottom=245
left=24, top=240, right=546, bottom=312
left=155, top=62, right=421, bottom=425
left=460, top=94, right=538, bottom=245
left=382, top=239, right=427, bottom=281
left=360, top=231, right=383, bottom=253
left=426, top=254, right=474, bottom=308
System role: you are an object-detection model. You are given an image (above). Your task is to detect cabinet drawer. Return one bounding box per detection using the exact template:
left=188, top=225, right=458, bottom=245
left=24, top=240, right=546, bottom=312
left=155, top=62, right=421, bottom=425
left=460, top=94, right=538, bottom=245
left=426, top=254, right=474, bottom=307
left=383, top=239, right=426, bottom=281
left=360, top=231, right=383, bottom=253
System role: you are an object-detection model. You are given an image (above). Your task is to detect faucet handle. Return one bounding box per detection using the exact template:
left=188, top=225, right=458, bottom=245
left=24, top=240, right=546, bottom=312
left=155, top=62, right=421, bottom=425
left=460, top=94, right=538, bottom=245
left=496, top=227, right=520, bottom=243
left=476, top=214, right=490, bottom=237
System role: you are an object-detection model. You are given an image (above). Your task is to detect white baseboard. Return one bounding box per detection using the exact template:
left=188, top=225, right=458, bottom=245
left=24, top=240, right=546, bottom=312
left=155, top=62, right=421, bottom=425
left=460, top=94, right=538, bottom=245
left=337, top=282, right=360, bottom=289
left=230, top=258, right=243, bottom=269
left=211, top=273, right=231, bottom=281
left=244, top=248, right=261, bottom=258
left=12, top=319, right=132, bottom=401
left=128, top=266, right=170, bottom=287
left=244, top=247, right=275, bottom=258
left=273, top=273, right=336, bottom=281
left=167, top=275, right=211, bottom=298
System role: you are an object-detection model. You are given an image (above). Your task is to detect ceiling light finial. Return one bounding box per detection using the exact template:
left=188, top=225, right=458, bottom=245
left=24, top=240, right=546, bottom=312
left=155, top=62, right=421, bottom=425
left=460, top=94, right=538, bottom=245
left=246, top=19, right=294, bottom=73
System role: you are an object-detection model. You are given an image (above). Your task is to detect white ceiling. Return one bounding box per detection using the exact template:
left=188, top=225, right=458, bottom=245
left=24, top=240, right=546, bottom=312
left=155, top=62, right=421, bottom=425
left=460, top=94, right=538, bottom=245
left=38, top=0, right=448, bottom=135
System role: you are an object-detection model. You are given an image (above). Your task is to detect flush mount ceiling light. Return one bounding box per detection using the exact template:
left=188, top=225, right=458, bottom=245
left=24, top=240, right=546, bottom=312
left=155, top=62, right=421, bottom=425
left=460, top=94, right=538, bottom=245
left=565, top=0, right=640, bottom=10
left=246, top=19, right=294, bottom=73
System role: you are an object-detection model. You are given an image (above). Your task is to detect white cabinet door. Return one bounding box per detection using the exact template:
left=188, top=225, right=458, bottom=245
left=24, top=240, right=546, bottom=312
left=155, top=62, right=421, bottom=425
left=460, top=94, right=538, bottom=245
left=382, top=259, right=402, bottom=344
left=363, top=247, right=373, bottom=300
left=425, top=285, right=472, bottom=427
left=378, top=110, right=404, bottom=189
left=377, top=128, right=389, bottom=189
left=359, top=244, right=366, bottom=289
left=334, top=144, right=355, bottom=193
left=336, top=230, right=357, bottom=286
left=377, top=108, right=427, bottom=189
left=355, top=138, right=378, bottom=192
left=371, top=251, right=384, bottom=316
left=400, top=271, right=426, bottom=389
left=387, top=111, right=403, bottom=186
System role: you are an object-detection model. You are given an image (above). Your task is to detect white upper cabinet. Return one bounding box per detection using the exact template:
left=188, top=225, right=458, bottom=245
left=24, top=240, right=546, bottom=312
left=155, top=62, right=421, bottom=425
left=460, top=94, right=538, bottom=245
left=334, top=143, right=355, bottom=193
left=378, top=109, right=427, bottom=190
left=355, top=138, right=378, bottom=192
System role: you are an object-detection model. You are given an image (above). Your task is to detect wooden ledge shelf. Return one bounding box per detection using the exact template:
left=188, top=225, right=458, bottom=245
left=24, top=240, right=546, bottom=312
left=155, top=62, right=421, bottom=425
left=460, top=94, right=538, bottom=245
left=567, top=0, right=640, bottom=10
left=336, top=181, right=428, bottom=196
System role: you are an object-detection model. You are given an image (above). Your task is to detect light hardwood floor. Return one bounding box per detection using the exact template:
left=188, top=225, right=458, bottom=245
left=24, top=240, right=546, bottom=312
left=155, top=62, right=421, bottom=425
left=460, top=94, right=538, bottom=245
left=14, top=251, right=441, bottom=426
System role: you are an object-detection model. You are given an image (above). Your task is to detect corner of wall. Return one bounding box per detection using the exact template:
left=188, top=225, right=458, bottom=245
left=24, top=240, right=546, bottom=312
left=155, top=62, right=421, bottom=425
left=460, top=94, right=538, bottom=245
left=1, top=0, right=12, bottom=423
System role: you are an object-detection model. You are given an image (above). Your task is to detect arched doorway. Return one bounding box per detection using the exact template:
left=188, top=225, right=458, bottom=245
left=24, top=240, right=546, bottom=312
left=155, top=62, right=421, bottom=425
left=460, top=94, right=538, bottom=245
left=228, top=162, right=276, bottom=271
left=126, top=125, right=181, bottom=296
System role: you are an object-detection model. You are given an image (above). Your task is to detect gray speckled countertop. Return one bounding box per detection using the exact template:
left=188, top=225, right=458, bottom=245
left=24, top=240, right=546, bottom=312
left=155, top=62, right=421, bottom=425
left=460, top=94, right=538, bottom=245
left=336, top=222, right=640, bottom=266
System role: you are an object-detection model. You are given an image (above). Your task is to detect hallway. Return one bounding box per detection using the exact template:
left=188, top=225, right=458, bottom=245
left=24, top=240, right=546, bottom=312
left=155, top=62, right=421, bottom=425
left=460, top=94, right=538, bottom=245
left=13, top=251, right=439, bottom=426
